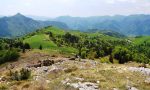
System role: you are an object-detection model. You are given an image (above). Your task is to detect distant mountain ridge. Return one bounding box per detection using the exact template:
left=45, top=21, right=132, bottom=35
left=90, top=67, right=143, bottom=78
left=52, top=14, right=150, bottom=36
left=1, top=14, right=150, bottom=37
left=0, top=13, right=68, bottom=37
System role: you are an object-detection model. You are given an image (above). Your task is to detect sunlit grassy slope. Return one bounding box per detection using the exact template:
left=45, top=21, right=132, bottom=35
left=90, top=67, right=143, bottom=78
left=133, top=36, right=150, bottom=45
left=23, top=27, right=78, bottom=55
left=24, top=34, right=57, bottom=48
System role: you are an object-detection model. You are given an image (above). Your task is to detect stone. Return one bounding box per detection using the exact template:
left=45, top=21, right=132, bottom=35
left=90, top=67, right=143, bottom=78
left=61, top=78, right=70, bottom=84
left=46, top=80, right=50, bottom=83
left=96, top=81, right=100, bottom=84
left=70, top=82, right=99, bottom=90
left=67, top=83, right=71, bottom=85
left=126, top=85, right=138, bottom=90
left=128, top=67, right=150, bottom=76
left=145, top=78, right=150, bottom=84
left=113, top=88, right=119, bottom=90
left=128, top=87, right=138, bottom=90
left=74, top=77, right=84, bottom=81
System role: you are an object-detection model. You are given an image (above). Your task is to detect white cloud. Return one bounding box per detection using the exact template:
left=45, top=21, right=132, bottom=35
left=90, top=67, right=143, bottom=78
left=0, top=0, right=150, bottom=17
left=105, top=0, right=138, bottom=4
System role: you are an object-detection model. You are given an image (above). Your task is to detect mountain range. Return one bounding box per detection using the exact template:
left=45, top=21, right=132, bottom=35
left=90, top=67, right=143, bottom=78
left=0, top=13, right=68, bottom=37
left=1, top=13, right=150, bottom=37
left=51, top=15, right=150, bottom=36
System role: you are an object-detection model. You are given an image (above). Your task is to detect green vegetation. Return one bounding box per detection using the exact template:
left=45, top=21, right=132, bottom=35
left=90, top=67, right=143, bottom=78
left=0, top=38, right=22, bottom=64
left=1, top=26, right=150, bottom=64
left=0, top=49, right=20, bottom=64
left=0, top=38, right=32, bottom=64
left=22, top=26, right=150, bottom=64
left=23, top=26, right=78, bottom=55
left=134, top=36, right=150, bottom=45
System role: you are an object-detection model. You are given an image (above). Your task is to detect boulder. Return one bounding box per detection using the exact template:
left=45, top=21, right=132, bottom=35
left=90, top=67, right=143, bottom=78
left=42, top=60, right=54, bottom=66
left=27, top=60, right=54, bottom=68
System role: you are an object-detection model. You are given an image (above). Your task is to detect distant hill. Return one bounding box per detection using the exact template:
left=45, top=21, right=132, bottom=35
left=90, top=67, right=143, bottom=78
left=52, top=15, right=150, bottom=36
left=0, top=13, right=68, bottom=37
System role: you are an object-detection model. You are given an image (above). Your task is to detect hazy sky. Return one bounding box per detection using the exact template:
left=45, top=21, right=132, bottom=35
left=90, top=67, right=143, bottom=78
left=0, top=0, right=150, bottom=17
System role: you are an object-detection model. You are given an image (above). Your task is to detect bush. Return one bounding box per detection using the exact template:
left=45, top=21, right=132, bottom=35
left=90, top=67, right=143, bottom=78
left=24, top=43, right=30, bottom=49
left=87, top=51, right=97, bottom=60
left=11, top=71, right=20, bottom=81
left=10, top=68, right=31, bottom=81
left=113, top=46, right=132, bottom=64
left=81, top=51, right=86, bottom=59
left=20, top=68, right=31, bottom=80
left=133, top=53, right=150, bottom=64
left=0, top=49, right=20, bottom=64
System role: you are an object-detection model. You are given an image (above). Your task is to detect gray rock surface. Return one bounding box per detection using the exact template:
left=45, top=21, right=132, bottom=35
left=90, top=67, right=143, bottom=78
left=128, top=67, right=150, bottom=76
left=70, top=82, right=99, bottom=90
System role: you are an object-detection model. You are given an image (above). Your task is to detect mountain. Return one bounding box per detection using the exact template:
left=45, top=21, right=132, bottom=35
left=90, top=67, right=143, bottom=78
left=0, top=13, right=68, bottom=37
left=52, top=15, right=150, bottom=36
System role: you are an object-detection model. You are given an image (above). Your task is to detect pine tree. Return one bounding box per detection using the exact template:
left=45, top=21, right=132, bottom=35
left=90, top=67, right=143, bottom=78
left=39, top=45, right=42, bottom=50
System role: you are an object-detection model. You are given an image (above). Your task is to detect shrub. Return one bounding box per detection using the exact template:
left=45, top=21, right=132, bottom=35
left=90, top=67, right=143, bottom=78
left=10, top=68, right=31, bottom=81
left=20, top=68, right=31, bottom=80
left=0, top=84, right=8, bottom=90
left=81, top=51, right=86, bottom=59
left=39, top=45, right=43, bottom=50
left=11, top=71, right=20, bottom=81
left=24, top=43, right=30, bottom=49
left=0, top=49, right=20, bottom=64
left=87, top=51, right=97, bottom=60
left=112, top=46, right=132, bottom=64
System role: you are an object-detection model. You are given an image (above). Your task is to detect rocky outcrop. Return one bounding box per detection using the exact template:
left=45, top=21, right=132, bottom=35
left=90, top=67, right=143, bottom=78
left=27, top=59, right=54, bottom=68
left=70, top=82, right=99, bottom=90
left=128, top=67, right=150, bottom=76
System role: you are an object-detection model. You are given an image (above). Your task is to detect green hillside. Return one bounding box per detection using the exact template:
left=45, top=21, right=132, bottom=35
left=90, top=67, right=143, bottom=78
left=23, top=26, right=120, bottom=49
left=23, top=27, right=78, bottom=55
left=133, top=36, right=150, bottom=45
left=22, top=26, right=150, bottom=64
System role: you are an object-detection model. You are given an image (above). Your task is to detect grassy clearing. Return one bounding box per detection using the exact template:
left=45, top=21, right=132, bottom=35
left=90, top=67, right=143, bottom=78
left=133, top=36, right=150, bottom=45
left=24, top=34, right=78, bottom=56
left=24, top=34, right=57, bottom=49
